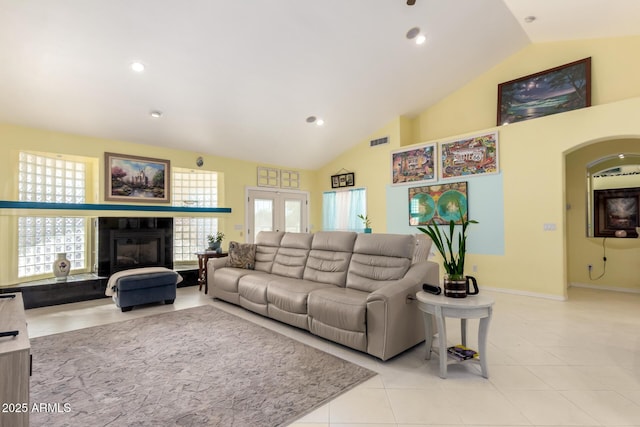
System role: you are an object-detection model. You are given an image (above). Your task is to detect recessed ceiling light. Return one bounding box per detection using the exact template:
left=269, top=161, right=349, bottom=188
left=524, top=16, right=536, bottom=23
left=131, top=62, right=145, bottom=72
left=406, top=27, right=420, bottom=40
left=150, top=110, right=162, bottom=118
left=415, top=34, right=427, bottom=45
left=316, top=119, right=325, bottom=126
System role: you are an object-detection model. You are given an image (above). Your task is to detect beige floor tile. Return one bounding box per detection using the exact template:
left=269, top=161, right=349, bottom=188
left=562, top=390, right=640, bottom=425
left=385, top=388, right=463, bottom=425
left=328, top=387, right=395, bottom=424
left=504, top=390, right=599, bottom=425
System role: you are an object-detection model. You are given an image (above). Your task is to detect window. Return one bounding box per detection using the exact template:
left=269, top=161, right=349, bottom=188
left=322, top=188, right=366, bottom=231
left=17, top=152, right=88, bottom=278
left=172, top=168, right=219, bottom=262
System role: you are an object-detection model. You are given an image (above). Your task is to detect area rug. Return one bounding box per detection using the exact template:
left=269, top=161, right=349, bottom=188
left=29, top=305, right=376, bottom=426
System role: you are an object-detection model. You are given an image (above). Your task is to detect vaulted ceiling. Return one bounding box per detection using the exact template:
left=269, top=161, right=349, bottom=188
left=1, top=0, right=639, bottom=169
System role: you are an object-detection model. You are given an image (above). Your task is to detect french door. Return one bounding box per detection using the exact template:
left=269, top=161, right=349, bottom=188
left=246, top=188, right=309, bottom=243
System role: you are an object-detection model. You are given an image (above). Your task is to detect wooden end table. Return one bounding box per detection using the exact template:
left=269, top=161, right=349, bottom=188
left=195, top=251, right=228, bottom=294
left=416, top=291, right=495, bottom=379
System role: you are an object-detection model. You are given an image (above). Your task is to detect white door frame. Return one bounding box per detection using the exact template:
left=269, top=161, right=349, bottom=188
left=245, top=186, right=310, bottom=243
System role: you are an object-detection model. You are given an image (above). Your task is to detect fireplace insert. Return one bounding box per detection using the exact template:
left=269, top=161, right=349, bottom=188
left=98, top=217, right=173, bottom=276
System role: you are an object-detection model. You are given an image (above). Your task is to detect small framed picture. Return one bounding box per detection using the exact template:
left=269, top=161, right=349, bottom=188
left=331, top=175, right=340, bottom=188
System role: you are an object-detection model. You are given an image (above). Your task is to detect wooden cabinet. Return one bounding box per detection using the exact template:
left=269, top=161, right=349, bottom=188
left=0, top=293, right=30, bottom=427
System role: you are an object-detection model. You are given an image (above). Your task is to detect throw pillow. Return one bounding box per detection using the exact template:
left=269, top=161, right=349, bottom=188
left=226, top=241, right=257, bottom=269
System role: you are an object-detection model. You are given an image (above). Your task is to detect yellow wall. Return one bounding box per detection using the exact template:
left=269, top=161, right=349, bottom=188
left=319, top=35, right=640, bottom=299
left=314, top=117, right=404, bottom=233
left=566, top=139, right=640, bottom=291
left=0, top=123, right=314, bottom=285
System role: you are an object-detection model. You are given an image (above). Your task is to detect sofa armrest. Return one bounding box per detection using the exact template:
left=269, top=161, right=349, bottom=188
left=365, top=261, right=439, bottom=360
left=206, top=257, right=229, bottom=283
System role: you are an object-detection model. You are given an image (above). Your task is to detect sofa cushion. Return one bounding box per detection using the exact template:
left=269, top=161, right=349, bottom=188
left=212, top=267, right=255, bottom=294
left=237, top=272, right=273, bottom=305
left=254, top=231, right=285, bottom=273
left=302, top=231, right=356, bottom=287
left=307, top=288, right=368, bottom=333
left=267, top=278, right=332, bottom=314
left=271, top=233, right=313, bottom=279
left=226, top=241, right=257, bottom=269
left=346, top=233, right=414, bottom=293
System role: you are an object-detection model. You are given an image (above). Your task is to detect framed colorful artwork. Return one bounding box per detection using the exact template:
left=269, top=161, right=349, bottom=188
left=105, top=152, right=170, bottom=203
left=497, top=57, right=591, bottom=126
left=440, top=132, right=499, bottom=179
left=409, top=181, right=468, bottom=226
left=391, top=143, right=437, bottom=185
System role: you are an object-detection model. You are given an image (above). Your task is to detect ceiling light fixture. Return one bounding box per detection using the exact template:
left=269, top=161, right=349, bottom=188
left=415, top=34, right=427, bottom=45
left=524, top=16, right=536, bottom=24
left=150, top=110, right=163, bottom=118
left=131, top=61, right=145, bottom=72
left=316, top=119, right=325, bottom=126
left=406, top=27, right=420, bottom=40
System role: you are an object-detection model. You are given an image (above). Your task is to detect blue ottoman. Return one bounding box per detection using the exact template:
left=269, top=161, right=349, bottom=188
left=106, top=267, right=182, bottom=312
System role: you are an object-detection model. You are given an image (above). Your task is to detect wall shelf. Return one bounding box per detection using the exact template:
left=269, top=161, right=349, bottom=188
left=0, top=200, right=231, bottom=214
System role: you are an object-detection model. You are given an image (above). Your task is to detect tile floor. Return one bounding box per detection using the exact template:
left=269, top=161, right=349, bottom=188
left=25, top=286, right=640, bottom=426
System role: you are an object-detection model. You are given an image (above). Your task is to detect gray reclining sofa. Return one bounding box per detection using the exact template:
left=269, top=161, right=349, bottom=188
left=207, top=231, right=438, bottom=360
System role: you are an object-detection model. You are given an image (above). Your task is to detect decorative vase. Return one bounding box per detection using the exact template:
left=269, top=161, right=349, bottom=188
left=209, top=241, right=221, bottom=251
left=53, top=252, right=71, bottom=282
left=443, top=274, right=467, bottom=298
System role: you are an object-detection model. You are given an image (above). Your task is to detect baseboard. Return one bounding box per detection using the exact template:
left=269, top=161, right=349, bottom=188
left=479, top=286, right=567, bottom=301
left=569, top=282, right=640, bottom=294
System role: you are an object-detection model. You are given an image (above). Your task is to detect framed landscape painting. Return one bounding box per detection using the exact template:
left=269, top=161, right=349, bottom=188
left=105, top=152, right=170, bottom=203
left=391, top=143, right=437, bottom=185
left=409, top=181, right=469, bottom=226
left=440, top=132, right=498, bottom=179
left=497, top=57, right=591, bottom=126
left=593, top=187, right=640, bottom=238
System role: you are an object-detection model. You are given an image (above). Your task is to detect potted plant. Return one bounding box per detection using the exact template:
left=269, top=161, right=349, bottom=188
left=417, top=205, right=477, bottom=297
left=357, top=214, right=372, bottom=233
left=207, top=231, right=225, bottom=252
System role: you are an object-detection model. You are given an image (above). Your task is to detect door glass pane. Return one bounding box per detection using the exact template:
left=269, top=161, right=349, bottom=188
left=254, top=198, right=274, bottom=233
left=284, top=199, right=302, bottom=232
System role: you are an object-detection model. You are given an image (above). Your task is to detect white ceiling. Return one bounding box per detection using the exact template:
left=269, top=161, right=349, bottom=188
left=1, top=0, right=639, bottom=170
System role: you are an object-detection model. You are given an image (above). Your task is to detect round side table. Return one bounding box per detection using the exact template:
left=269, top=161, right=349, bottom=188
left=416, top=291, right=495, bottom=379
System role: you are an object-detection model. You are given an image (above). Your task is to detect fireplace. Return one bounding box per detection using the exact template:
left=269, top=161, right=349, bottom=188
left=98, top=217, right=173, bottom=276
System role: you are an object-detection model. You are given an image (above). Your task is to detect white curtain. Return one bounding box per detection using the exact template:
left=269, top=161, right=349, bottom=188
left=322, top=188, right=366, bottom=231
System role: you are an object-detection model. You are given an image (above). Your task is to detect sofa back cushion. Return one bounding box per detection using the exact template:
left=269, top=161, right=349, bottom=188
left=303, top=231, right=357, bottom=287
left=254, top=231, right=285, bottom=273
left=271, top=233, right=313, bottom=278
left=346, top=233, right=415, bottom=292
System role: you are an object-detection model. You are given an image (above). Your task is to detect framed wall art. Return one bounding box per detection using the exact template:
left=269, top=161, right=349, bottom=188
left=391, top=143, right=437, bottom=185
left=409, top=181, right=468, bottom=226
left=440, top=132, right=498, bottom=179
left=105, top=152, right=170, bottom=203
left=331, top=172, right=355, bottom=189
left=593, top=187, right=639, bottom=238
left=497, top=57, right=591, bottom=126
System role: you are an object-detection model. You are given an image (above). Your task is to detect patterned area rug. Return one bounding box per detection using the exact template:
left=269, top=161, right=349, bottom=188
left=30, top=305, right=376, bottom=426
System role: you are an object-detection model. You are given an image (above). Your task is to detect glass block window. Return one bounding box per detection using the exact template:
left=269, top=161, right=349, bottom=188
left=17, top=152, right=88, bottom=278
left=172, top=168, right=219, bottom=262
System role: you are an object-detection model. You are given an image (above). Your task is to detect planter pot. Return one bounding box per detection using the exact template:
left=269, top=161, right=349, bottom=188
left=208, top=241, right=221, bottom=251
left=443, top=274, right=467, bottom=298
left=364, top=228, right=372, bottom=234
